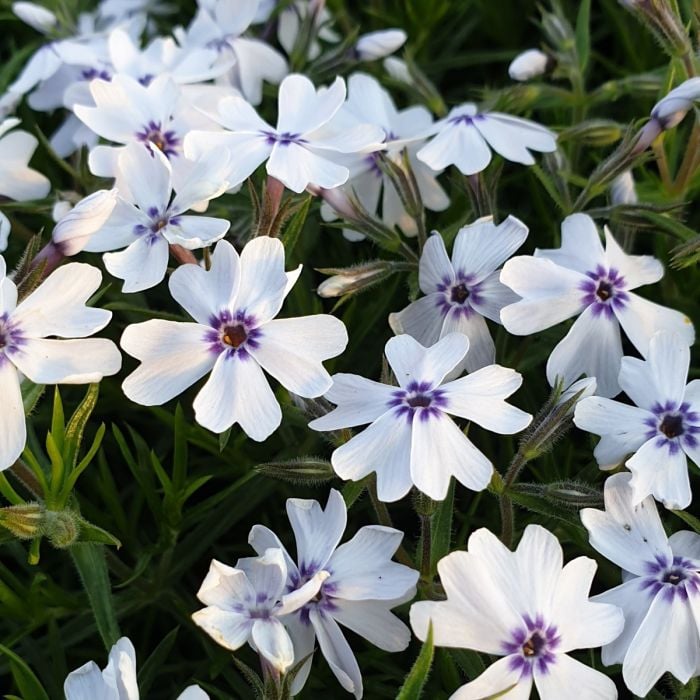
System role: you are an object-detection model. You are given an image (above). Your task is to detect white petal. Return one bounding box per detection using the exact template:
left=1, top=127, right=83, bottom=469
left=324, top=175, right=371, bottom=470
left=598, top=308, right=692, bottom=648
left=499, top=257, right=587, bottom=334
left=267, top=142, right=348, bottom=193
left=419, top=232, right=453, bottom=294
left=388, top=295, right=446, bottom=348
left=603, top=225, right=663, bottom=289
left=64, top=661, right=116, bottom=700
left=248, top=525, right=297, bottom=575
left=0, top=362, right=24, bottom=470
left=441, top=365, right=531, bottom=433
left=309, top=610, right=363, bottom=699
left=451, top=656, right=529, bottom=700
left=177, top=686, right=209, bottom=700
left=104, top=236, right=170, bottom=293
left=81, top=198, right=144, bottom=254
left=462, top=267, right=521, bottom=322
left=618, top=356, right=658, bottom=411
left=668, top=530, right=700, bottom=560
left=0, top=130, right=50, bottom=200
left=451, top=215, right=529, bottom=283
left=11, top=338, right=120, bottom=384
left=580, top=472, right=671, bottom=575
left=546, top=306, right=624, bottom=398
left=252, top=618, right=295, bottom=672
left=622, top=591, right=700, bottom=696
left=104, top=638, right=138, bottom=700
left=385, top=332, right=468, bottom=389
left=417, top=122, right=492, bottom=175
left=534, top=653, right=617, bottom=700
left=51, top=189, right=118, bottom=256
left=196, top=559, right=255, bottom=609
left=283, top=613, right=316, bottom=696
left=287, top=488, right=346, bottom=572
left=117, top=143, right=172, bottom=213
left=411, top=412, right=492, bottom=499
left=627, top=437, right=691, bottom=509
left=250, top=315, right=347, bottom=397
left=331, top=409, right=413, bottom=502
left=121, top=320, right=214, bottom=405
left=440, top=309, right=495, bottom=373
left=13, top=263, right=110, bottom=338
left=236, top=548, right=288, bottom=602
left=536, top=213, right=604, bottom=274
left=309, top=373, right=396, bottom=431
left=163, top=215, right=230, bottom=250
left=277, top=75, right=345, bottom=135
left=514, top=524, right=563, bottom=615
left=644, top=330, right=691, bottom=406
left=169, top=239, right=240, bottom=324
left=278, top=571, right=328, bottom=615
left=573, top=396, right=650, bottom=442
left=328, top=525, right=418, bottom=600
left=474, top=113, right=556, bottom=164
left=191, top=607, right=252, bottom=651
left=230, top=38, right=288, bottom=106
left=193, top=353, right=281, bottom=440
left=615, top=293, right=695, bottom=358
left=331, top=599, right=412, bottom=651
left=310, top=124, right=385, bottom=154
left=551, top=557, right=624, bottom=652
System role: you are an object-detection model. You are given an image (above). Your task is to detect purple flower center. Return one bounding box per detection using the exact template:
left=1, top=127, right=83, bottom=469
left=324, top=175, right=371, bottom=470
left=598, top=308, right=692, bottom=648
left=435, top=272, right=483, bottom=318
left=447, top=113, right=485, bottom=126
left=262, top=130, right=306, bottom=147
left=579, top=266, right=628, bottom=318
left=81, top=67, right=111, bottom=81
left=451, top=283, right=470, bottom=304
left=222, top=324, right=247, bottom=348
left=644, top=401, right=700, bottom=454
left=660, top=413, right=684, bottom=439
left=0, top=313, right=25, bottom=366
left=503, top=614, right=560, bottom=677
left=642, top=554, right=700, bottom=601
left=136, top=120, right=180, bottom=158
left=389, top=380, right=447, bottom=422
left=205, top=310, right=261, bottom=359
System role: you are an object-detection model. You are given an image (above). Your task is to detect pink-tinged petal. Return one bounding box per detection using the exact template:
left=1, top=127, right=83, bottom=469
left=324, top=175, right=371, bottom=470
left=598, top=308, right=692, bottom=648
left=191, top=607, right=252, bottom=651
left=514, top=524, right=563, bottom=615
left=121, top=320, right=215, bottom=405
left=277, top=75, right=346, bottom=136
left=11, top=338, right=121, bottom=384
left=162, top=215, right=230, bottom=250
left=551, top=557, right=624, bottom=652
left=13, top=262, right=110, bottom=338
left=450, top=656, right=530, bottom=700
left=309, top=609, right=362, bottom=699
left=411, top=412, right=492, bottom=499
left=286, top=488, right=346, bottom=573
left=416, top=121, right=492, bottom=175
left=645, top=331, right=691, bottom=406
left=104, top=235, right=170, bottom=293
left=622, top=590, right=700, bottom=696
left=328, top=525, right=418, bottom=600
left=573, top=396, right=650, bottom=440
left=615, top=292, right=694, bottom=358
left=499, top=257, right=587, bottom=334
left=234, top=236, right=288, bottom=325
left=419, top=232, right=454, bottom=294
left=452, top=215, right=529, bottom=283
left=534, top=653, right=617, bottom=700
left=546, top=305, right=624, bottom=398
left=603, top=226, right=663, bottom=289
left=64, top=661, right=116, bottom=700
left=0, top=362, right=24, bottom=471
left=267, top=142, right=348, bottom=193
left=389, top=295, right=446, bottom=349
left=627, top=437, right=691, bottom=509
left=252, top=618, right=295, bottom=672
left=309, top=374, right=396, bottom=431
left=536, top=213, right=604, bottom=273
left=440, top=308, right=495, bottom=373
left=116, top=143, right=172, bottom=213
left=441, top=365, right=531, bottom=433
left=169, top=239, right=240, bottom=325
left=331, top=409, right=413, bottom=502
left=193, top=353, right=281, bottom=439
left=331, top=599, right=412, bottom=652
left=581, top=472, right=671, bottom=575
left=249, top=315, right=347, bottom=397
left=385, top=333, right=469, bottom=389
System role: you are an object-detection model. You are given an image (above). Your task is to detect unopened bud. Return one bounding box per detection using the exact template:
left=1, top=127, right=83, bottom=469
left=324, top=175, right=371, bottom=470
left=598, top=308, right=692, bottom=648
left=255, top=457, right=335, bottom=485
left=355, top=29, right=407, bottom=61
left=508, top=49, right=550, bottom=81
left=383, top=56, right=412, bottom=84
left=43, top=509, right=79, bottom=548
left=516, top=481, right=603, bottom=509
left=317, top=260, right=397, bottom=298
left=560, top=119, right=624, bottom=147
left=0, top=503, right=44, bottom=539
left=610, top=170, right=638, bottom=205
left=650, top=78, right=700, bottom=130
left=12, top=1, right=57, bottom=32
left=52, top=188, right=118, bottom=255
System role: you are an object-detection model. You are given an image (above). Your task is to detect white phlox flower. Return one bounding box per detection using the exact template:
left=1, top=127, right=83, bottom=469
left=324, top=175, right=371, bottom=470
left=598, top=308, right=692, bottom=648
left=389, top=216, right=528, bottom=372
left=508, top=48, right=550, bottom=81
left=309, top=333, right=532, bottom=502
left=581, top=472, right=700, bottom=697
left=193, top=548, right=328, bottom=673
left=0, top=118, right=51, bottom=202
left=83, top=143, right=230, bottom=292
left=73, top=74, right=219, bottom=191
left=500, top=213, right=695, bottom=397
left=275, top=0, right=340, bottom=61
left=410, top=525, right=624, bottom=700
left=64, top=636, right=209, bottom=699
left=184, top=73, right=385, bottom=193
left=416, top=102, right=557, bottom=175
left=174, top=0, right=287, bottom=105
left=320, top=72, right=449, bottom=240
left=121, top=237, right=348, bottom=440
left=0, top=257, right=121, bottom=470
left=354, top=29, right=407, bottom=61
left=574, top=331, right=700, bottom=510
left=248, top=489, right=419, bottom=698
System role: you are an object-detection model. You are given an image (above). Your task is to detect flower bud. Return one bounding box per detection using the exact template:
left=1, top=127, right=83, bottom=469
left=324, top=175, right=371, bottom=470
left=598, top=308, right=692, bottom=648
left=52, top=188, right=117, bottom=255
left=610, top=170, right=638, bottom=205
left=650, top=78, right=700, bottom=130
left=0, top=503, right=44, bottom=539
left=255, top=457, right=335, bottom=485
left=12, top=1, right=56, bottom=33
left=0, top=211, right=10, bottom=252
left=383, top=56, right=412, bottom=84
left=508, top=49, right=550, bottom=81
left=355, top=29, right=407, bottom=61
left=43, top=509, right=79, bottom=548
left=317, top=260, right=397, bottom=298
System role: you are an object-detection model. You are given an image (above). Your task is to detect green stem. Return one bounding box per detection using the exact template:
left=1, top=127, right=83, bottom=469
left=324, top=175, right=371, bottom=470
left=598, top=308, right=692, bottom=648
left=368, top=480, right=414, bottom=568
left=671, top=118, right=700, bottom=195
left=419, top=513, right=432, bottom=582
left=498, top=449, right=530, bottom=547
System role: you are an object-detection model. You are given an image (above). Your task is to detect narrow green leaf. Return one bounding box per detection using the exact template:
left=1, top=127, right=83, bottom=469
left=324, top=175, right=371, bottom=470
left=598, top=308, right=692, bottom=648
left=0, top=644, right=50, bottom=700
left=50, top=389, right=65, bottom=453
left=671, top=509, right=700, bottom=534
left=342, top=479, right=366, bottom=508
left=396, top=623, right=434, bottom=700
left=172, top=404, right=188, bottom=492
left=430, top=478, right=455, bottom=574
left=64, top=384, right=100, bottom=469
left=69, top=543, right=120, bottom=649
left=574, top=0, right=591, bottom=73
left=63, top=424, right=106, bottom=494
left=280, top=194, right=312, bottom=255
left=77, top=517, right=122, bottom=547
left=506, top=486, right=586, bottom=531
left=218, top=427, right=232, bottom=452
left=137, top=627, right=179, bottom=696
